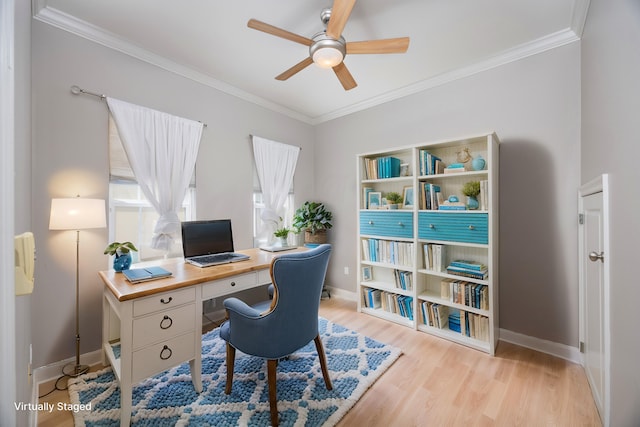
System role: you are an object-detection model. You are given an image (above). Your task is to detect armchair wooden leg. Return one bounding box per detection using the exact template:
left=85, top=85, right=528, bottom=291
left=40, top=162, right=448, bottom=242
left=314, top=335, right=333, bottom=390
left=225, top=343, right=236, bottom=395
left=267, top=359, right=279, bottom=427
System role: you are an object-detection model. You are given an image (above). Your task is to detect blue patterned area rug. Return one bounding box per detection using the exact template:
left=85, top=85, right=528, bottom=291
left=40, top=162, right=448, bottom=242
left=68, top=317, right=402, bottom=426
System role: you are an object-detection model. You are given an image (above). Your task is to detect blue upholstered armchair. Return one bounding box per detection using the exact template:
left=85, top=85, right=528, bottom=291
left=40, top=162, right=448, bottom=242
left=219, top=244, right=333, bottom=427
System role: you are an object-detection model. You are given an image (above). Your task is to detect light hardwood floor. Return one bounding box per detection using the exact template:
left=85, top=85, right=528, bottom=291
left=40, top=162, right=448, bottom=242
left=37, top=297, right=601, bottom=426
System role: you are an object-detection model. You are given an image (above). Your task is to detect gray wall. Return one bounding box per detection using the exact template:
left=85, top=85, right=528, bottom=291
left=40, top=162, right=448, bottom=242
left=30, top=21, right=316, bottom=368
left=581, top=0, right=640, bottom=424
left=315, top=43, right=582, bottom=347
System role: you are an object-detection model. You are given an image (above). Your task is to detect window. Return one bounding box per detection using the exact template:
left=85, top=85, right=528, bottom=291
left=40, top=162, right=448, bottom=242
left=109, top=183, right=195, bottom=262
left=253, top=190, right=294, bottom=247
left=107, top=116, right=196, bottom=262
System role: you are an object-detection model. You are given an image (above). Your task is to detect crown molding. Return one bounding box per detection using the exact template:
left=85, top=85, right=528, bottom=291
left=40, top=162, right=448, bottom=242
left=312, top=28, right=580, bottom=124
left=32, top=1, right=313, bottom=124
left=33, top=0, right=588, bottom=126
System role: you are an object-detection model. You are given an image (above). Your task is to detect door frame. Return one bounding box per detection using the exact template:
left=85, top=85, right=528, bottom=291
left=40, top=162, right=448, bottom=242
left=578, top=173, right=610, bottom=426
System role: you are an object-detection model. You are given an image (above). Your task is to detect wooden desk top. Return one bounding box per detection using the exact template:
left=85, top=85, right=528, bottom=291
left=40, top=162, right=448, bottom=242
left=99, top=247, right=307, bottom=302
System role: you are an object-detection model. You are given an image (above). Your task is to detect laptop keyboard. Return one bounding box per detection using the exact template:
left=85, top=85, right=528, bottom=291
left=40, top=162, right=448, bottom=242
left=192, top=253, right=232, bottom=264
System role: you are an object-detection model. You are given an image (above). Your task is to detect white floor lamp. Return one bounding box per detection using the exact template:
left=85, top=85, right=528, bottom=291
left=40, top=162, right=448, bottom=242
left=49, top=197, right=106, bottom=377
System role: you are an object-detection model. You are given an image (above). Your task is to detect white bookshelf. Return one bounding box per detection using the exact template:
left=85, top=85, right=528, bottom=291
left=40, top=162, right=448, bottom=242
left=357, top=133, right=499, bottom=354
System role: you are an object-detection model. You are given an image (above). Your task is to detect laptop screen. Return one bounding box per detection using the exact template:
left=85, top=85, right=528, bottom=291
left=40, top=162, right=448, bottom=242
left=181, top=219, right=235, bottom=258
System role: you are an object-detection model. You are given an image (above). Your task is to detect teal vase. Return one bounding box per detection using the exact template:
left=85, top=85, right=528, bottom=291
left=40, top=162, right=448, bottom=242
left=466, top=196, right=479, bottom=210
left=472, top=155, right=485, bottom=171
left=113, top=253, right=132, bottom=272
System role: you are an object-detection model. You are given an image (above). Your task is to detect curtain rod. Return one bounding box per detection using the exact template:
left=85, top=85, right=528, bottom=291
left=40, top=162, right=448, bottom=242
left=70, top=85, right=208, bottom=128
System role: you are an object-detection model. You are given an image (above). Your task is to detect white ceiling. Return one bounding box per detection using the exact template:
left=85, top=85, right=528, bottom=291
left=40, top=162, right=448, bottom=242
left=34, top=0, right=588, bottom=124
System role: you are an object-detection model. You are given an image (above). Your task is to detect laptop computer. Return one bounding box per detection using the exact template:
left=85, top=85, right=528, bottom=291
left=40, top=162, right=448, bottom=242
left=181, top=219, right=250, bottom=268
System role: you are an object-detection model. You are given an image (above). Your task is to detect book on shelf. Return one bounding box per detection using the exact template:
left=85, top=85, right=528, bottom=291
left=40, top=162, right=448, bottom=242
left=449, top=311, right=461, bottom=333
left=449, top=260, right=487, bottom=271
left=480, top=180, right=489, bottom=210
left=362, top=238, right=414, bottom=267
left=362, top=187, right=373, bottom=209
left=364, top=156, right=401, bottom=179
left=122, top=266, right=172, bottom=283
left=419, top=183, right=442, bottom=210
left=443, top=162, right=466, bottom=174
left=418, top=150, right=445, bottom=175
left=446, top=265, right=488, bottom=280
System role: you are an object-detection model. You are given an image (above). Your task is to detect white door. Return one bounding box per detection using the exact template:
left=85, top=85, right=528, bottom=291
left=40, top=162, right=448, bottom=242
left=579, top=175, right=610, bottom=426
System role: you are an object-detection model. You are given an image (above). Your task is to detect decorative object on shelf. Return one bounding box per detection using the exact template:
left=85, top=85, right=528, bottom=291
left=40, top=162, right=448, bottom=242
left=471, top=155, right=486, bottom=171
left=462, top=181, right=481, bottom=210
left=49, top=196, right=106, bottom=377
left=402, top=186, right=414, bottom=209
left=367, top=192, right=382, bottom=209
left=456, top=147, right=472, bottom=164
left=104, top=241, right=138, bottom=272
left=385, top=191, right=403, bottom=209
left=400, top=163, right=410, bottom=177
left=273, top=226, right=291, bottom=247
left=362, top=266, right=372, bottom=281
left=293, top=201, right=333, bottom=244
left=439, top=195, right=466, bottom=210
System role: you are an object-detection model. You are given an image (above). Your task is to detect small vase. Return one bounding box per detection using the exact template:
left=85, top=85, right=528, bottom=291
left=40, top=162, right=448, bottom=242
left=471, top=155, right=485, bottom=171
left=113, top=253, right=132, bottom=272
left=466, top=196, right=479, bottom=210
left=277, top=237, right=288, bottom=247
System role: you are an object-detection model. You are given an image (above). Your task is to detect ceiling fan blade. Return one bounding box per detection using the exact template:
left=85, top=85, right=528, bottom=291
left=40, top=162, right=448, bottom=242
left=333, top=62, right=357, bottom=90
left=276, top=57, right=314, bottom=81
left=326, top=0, right=357, bottom=40
left=248, top=19, right=313, bottom=46
left=347, top=37, right=410, bottom=54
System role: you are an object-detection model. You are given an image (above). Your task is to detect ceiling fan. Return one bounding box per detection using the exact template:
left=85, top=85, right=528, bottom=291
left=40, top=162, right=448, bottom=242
left=247, top=0, right=410, bottom=91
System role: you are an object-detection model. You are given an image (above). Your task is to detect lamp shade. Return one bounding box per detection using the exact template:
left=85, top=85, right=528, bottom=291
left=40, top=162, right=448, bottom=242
left=49, top=198, right=106, bottom=230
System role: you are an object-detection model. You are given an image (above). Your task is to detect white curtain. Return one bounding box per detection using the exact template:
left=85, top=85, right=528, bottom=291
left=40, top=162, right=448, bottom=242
left=252, top=136, right=299, bottom=242
left=107, top=97, right=203, bottom=251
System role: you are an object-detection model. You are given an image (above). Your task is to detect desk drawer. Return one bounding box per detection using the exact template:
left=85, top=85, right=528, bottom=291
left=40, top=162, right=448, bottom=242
left=201, top=272, right=258, bottom=299
left=133, top=303, right=196, bottom=349
left=133, top=287, right=196, bottom=317
left=132, top=331, right=195, bottom=383
left=418, top=212, right=488, bottom=244
left=360, top=211, right=413, bottom=238
left=258, top=268, right=271, bottom=285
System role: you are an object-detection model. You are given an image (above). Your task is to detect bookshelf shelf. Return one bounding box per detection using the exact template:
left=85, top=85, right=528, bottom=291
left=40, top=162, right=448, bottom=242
left=357, top=133, right=499, bottom=355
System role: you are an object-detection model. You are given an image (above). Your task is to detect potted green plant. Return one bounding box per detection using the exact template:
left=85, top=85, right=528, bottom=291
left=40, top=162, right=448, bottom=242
left=292, top=201, right=333, bottom=244
left=385, top=191, right=403, bottom=209
left=462, top=181, right=481, bottom=210
left=274, top=226, right=290, bottom=246
left=104, top=241, right=138, bottom=272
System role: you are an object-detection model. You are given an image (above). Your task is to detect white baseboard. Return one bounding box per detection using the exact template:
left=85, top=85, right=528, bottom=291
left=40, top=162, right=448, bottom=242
left=499, top=328, right=582, bottom=364
left=324, top=285, right=582, bottom=365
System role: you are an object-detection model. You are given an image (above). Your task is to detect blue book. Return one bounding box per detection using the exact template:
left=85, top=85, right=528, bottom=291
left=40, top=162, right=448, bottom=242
left=123, top=266, right=172, bottom=283
left=449, top=260, right=487, bottom=271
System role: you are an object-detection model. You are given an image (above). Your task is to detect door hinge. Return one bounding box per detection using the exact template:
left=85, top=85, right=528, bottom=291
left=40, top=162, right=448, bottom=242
left=579, top=341, right=585, bottom=353
left=579, top=213, right=584, bottom=225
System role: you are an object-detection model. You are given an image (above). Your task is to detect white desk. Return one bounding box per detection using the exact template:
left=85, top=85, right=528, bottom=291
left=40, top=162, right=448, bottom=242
left=99, top=247, right=304, bottom=426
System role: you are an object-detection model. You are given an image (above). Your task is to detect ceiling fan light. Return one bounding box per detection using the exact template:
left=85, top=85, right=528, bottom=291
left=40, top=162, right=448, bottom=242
left=312, top=46, right=344, bottom=68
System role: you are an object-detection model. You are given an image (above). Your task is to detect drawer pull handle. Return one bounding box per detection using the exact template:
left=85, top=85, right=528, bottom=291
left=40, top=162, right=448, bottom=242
left=230, top=281, right=236, bottom=287
left=160, top=345, right=172, bottom=360
left=368, top=220, right=374, bottom=225
left=468, top=225, right=475, bottom=230
left=160, top=315, right=173, bottom=330
left=160, top=297, right=173, bottom=305
left=398, top=222, right=403, bottom=226
left=429, top=224, right=435, bottom=229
